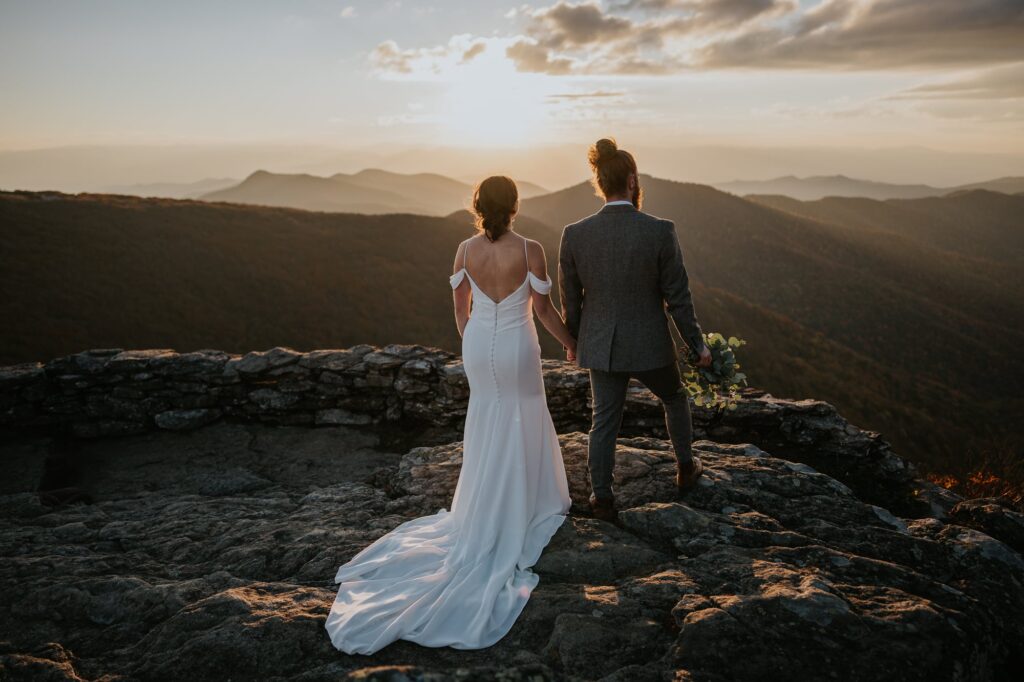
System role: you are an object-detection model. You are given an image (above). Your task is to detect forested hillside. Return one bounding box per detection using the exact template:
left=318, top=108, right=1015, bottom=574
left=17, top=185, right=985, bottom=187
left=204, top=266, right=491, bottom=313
left=0, top=191, right=563, bottom=364
left=2, top=184, right=1021, bottom=493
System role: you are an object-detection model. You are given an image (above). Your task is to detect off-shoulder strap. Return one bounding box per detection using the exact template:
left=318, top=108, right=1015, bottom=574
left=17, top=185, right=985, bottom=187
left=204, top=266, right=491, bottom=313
left=449, top=269, right=466, bottom=290
left=450, top=239, right=470, bottom=289
left=523, top=237, right=550, bottom=294
left=527, top=271, right=552, bottom=295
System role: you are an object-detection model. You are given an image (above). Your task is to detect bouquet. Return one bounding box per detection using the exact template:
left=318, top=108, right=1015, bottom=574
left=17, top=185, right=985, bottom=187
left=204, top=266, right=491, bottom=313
left=680, top=332, right=748, bottom=410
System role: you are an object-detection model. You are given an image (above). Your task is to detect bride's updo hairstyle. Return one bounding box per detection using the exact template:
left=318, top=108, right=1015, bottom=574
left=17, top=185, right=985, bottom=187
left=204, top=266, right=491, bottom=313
left=587, top=137, right=641, bottom=207
left=472, top=175, right=519, bottom=242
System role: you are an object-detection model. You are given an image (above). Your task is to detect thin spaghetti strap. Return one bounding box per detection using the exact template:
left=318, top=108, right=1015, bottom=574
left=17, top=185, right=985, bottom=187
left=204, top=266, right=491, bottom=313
left=463, top=238, right=470, bottom=270
left=522, top=236, right=529, bottom=271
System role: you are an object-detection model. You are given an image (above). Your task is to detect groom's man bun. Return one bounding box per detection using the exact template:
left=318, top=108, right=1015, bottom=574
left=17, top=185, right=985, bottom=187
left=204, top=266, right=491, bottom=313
left=591, top=138, right=619, bottom=164
left=587, top=137, right=641, bottom=207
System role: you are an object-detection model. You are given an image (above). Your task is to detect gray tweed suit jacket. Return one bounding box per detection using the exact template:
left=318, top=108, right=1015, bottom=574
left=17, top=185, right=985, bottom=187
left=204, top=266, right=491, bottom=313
left=558, top=203, right=706, bottom=372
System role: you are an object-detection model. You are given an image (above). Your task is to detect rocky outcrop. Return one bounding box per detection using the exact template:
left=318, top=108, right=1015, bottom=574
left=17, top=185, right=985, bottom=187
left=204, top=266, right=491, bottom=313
left=1, top=345, right=1021, bottom=681
left=1, top=424, right=1022, bottom=681
left=0, top=345, right=956, bottom=517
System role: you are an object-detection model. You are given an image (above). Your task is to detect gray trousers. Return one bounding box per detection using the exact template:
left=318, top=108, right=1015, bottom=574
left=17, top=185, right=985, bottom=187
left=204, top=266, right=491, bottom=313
left=588, top=362, right=693, bottom=499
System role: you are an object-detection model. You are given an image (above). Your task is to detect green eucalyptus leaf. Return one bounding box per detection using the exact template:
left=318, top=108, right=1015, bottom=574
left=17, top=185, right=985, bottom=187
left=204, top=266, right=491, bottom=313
left=679, top=331, right=750, bottom=411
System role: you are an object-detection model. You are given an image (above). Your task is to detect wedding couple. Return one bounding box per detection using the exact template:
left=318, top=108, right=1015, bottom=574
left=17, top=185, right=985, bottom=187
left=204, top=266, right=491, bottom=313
left=325, top=138, right=712, bottom=654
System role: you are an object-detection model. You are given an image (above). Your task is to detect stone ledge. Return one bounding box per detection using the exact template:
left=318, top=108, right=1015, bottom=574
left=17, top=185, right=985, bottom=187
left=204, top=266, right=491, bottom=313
left=0, top=344, right=960, bottom=518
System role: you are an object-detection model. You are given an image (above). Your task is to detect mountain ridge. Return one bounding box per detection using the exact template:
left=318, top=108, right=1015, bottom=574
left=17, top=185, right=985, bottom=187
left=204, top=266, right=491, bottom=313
left=200, top=168, right=548, bottom=216
left=102, top=176, right=238, bottom=199
left=714, top=173, right=1024, bottom=201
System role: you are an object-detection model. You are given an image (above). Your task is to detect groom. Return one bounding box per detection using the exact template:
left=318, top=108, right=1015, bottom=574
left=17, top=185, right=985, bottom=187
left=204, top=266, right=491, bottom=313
left=558, top=138, right=712, bottom=523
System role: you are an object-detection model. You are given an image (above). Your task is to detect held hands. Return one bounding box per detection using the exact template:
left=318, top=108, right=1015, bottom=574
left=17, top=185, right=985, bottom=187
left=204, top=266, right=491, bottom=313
left=697, top=344, right=712, bottom=368
left=565, top=339, right=578, bottom=364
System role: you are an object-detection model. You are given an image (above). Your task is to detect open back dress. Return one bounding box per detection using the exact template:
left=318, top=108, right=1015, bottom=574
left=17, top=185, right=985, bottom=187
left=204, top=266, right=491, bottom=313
left=325, top=236, right=572, bottom=653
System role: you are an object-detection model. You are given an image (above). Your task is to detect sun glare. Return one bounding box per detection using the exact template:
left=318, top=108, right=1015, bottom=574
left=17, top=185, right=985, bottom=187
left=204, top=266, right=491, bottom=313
left=437, top=43, right=556, bottom=147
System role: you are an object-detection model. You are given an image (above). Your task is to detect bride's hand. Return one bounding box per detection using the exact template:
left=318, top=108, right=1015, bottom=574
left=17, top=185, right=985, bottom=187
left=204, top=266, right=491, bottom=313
left=565, top=341, right=577, bottom=364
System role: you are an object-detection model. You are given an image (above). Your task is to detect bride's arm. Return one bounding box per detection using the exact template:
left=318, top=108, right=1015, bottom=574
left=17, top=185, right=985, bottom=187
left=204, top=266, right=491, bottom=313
left=527, top=241, right=576, bottom=352
left=452, top=241, right=472, bottom=337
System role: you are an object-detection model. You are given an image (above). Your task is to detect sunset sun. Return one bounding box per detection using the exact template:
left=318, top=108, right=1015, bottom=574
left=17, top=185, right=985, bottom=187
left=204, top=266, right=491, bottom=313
left=439, top=61, right=555, bottom=147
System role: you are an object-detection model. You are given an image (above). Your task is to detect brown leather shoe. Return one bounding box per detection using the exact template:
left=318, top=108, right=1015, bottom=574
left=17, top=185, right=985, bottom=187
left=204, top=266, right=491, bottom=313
left=675, top=456, right=704, bottom=492
left=589, top=492, right=619, bottom=523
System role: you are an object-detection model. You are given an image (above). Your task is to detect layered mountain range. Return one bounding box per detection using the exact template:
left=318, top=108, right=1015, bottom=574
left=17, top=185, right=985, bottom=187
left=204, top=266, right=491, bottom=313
left=1, top=167, right=1021, bottom=491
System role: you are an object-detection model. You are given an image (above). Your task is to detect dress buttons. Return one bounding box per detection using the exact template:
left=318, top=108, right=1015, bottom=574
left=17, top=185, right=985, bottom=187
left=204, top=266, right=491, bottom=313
left=491, top=310, right=500, bottom=403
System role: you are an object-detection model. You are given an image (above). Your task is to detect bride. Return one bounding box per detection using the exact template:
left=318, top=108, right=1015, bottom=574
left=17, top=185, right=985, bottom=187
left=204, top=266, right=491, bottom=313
left=325, top=176, right=577, bottom=654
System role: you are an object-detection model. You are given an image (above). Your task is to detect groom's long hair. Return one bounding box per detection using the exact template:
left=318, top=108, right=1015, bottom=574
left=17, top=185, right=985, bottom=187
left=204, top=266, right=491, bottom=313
left=588, top=138, right=643, bottom=209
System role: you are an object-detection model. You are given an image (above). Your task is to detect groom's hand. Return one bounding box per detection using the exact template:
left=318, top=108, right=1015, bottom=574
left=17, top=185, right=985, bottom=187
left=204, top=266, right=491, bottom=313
left=697, top=345, right=712, bottom=368
left=566, top=345, right=577, bottom=364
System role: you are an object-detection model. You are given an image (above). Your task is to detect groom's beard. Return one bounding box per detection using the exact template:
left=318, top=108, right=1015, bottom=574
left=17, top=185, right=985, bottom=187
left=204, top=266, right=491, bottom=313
left=632, top=183, right=643, bottom=210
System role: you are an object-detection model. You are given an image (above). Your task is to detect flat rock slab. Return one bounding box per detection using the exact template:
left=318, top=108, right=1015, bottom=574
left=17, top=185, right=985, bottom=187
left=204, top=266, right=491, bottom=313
left=0, top=429, right=1021, bottom=681
left=15, top=421, right=397, bottom=501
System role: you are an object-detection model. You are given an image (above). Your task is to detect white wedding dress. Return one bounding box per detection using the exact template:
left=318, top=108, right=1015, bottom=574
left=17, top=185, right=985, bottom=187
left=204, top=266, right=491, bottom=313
left=325, top=238, right=572, bottom=654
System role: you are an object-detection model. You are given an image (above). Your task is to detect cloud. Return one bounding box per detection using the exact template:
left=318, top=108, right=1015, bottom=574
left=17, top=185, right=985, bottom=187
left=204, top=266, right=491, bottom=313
left=505, top=0, right=800, bottom=74
left=459, top=42, right=487, bottom=64
left=370, top=40, right=416, bottom=75
left=369, top=35, right=492, bottom=78
left=528, top=1, right=634, bottom=48
left=506, top=39, right=575, bottom=75
left=339, top=6, right=357, bottom=19
left=373, top=1, right=1024, bottom=78
left=543, top=88, right=646, bottom=124
left=697, top=0, right=1024, bottom=69
left=615, top=0, right=795, bottom=29
left=503, top=1, right=703, bottom=75
left=890, top=61, right=1024, bottom=124
left=546, top=90, right=626, bottom=100
left=893, top=62, right=1024, bottom=100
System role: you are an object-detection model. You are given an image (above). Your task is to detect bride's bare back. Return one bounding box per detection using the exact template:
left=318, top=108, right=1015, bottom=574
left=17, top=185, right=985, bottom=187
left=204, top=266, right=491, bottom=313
left=450, top=223, right=576, bottom=358
left=460, top=233, right=532, bottom=303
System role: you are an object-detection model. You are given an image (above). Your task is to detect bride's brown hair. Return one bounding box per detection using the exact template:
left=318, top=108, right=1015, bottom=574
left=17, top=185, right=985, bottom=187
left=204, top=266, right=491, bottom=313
left=472, top=176, right=518, bottom=242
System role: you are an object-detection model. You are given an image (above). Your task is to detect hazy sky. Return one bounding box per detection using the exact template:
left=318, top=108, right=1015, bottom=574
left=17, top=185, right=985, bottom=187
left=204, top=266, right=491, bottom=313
left=1, top=0, right=1023, bottom=185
